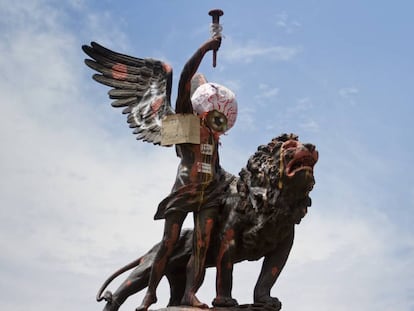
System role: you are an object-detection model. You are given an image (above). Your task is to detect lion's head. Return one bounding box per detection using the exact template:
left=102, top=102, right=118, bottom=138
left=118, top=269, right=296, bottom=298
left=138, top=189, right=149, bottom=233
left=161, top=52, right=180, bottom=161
left=237, top=133, right=318, bottom=225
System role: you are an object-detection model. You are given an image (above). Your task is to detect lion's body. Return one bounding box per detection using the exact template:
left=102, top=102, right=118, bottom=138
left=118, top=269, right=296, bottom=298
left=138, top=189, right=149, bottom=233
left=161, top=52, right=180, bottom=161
left=100, top=134, right=318, bottom=311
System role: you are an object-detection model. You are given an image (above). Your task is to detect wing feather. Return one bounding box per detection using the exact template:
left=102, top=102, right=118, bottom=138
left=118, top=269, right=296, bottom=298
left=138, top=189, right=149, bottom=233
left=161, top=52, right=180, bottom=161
left=108, top=89, right=139, bottom=99
left=92, top=74, right=137, bottom=90
left=111, top=97, right=137, bottom=108
left=82, top=42, right=174, bottom=145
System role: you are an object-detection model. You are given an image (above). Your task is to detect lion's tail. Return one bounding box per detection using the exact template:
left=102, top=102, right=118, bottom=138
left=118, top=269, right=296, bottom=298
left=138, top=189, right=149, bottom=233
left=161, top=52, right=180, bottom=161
left=96, top=255, right=145, bottom=302
left=95, top=229, right=192, bottom=305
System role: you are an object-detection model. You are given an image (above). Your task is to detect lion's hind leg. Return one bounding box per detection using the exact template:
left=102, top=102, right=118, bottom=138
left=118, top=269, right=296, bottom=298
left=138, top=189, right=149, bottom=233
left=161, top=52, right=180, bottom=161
left=166, top=266, right=186, bottom=306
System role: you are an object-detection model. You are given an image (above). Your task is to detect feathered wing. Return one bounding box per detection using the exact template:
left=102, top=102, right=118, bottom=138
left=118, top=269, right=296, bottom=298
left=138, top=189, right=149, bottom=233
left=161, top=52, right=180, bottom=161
left=82, top=42, right=175, bottom=145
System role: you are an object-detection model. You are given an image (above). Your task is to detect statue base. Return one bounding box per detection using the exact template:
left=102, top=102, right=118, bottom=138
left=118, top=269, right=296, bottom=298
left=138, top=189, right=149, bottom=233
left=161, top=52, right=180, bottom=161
left=154, top=303, right=281, bottom=311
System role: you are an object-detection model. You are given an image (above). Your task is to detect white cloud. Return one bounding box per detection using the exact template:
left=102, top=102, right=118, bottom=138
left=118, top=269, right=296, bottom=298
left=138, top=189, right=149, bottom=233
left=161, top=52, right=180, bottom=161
left=222, top=38, right=301, bottom=63
left=300, top=119, right=320, bottom=132
left=83, top=10, right=130, bottom=49
left=339, top=87, right=359, bottom=98
left=0, top=2, right=176, bottom=310
left=275, top=11, right=302, bottom=34
left=339, top=87, right=359, bottom=106
left=237, top=107, right=257, bottom=131
left=256, top=84, right=280, bottom=99
left=287, top=97, right=314, bottom=113
left=68, top=0, right=86, bottom=10
left=267, top=97, right=319, bottom=133
left=284, top=208, right=414, bottom=311
left=221, top=79, right=242, bottom=93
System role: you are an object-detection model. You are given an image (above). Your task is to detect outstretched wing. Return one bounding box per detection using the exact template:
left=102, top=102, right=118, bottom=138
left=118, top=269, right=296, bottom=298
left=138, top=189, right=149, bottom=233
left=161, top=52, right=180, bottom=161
left=82, top=42, right=175, bottom=145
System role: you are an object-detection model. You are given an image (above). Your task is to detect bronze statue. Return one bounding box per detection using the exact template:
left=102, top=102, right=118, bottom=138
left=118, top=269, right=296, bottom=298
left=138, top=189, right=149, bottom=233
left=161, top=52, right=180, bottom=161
left=93, top=134, right=317, bottom=311
left=83, top=9, right=318, bottom=311
left=83, top=10, right=239, bottom=310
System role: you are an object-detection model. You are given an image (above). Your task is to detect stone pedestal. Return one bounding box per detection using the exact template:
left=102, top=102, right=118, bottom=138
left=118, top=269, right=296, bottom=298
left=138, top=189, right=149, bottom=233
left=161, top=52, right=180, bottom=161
left=155, top=304, right=281, bottom=311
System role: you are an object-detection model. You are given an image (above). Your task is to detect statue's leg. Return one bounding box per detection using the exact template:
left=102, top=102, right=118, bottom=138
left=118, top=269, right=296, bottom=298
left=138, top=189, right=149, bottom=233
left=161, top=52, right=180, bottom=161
left=212, top=227, right=238, bottom=307
left=181, top=208, right=217, bottom=308
left=253, top=226, right=294, bottom=309
left=136, top=212, right=186, bottom=311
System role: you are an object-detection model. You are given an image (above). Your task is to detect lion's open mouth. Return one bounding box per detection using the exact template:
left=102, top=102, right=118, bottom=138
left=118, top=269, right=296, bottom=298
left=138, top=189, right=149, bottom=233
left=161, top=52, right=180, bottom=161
left=285, top=150, right=318, bottom=178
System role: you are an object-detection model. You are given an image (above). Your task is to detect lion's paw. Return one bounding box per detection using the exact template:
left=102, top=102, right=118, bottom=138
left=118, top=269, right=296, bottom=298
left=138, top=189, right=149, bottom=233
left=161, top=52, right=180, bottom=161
left=254, top=296, right=281, bottom=310
left=212, top=296, right=239, bottom=307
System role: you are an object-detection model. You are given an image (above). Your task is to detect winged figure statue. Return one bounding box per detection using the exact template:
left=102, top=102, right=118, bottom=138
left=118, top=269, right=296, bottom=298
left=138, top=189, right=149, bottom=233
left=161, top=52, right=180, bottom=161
left=83, top=34, right=238, bottom=311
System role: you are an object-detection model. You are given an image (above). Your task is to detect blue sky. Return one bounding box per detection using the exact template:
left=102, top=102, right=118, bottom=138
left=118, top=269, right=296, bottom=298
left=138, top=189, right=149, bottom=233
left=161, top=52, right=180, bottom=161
left=1, top=1, right=413, bottom=311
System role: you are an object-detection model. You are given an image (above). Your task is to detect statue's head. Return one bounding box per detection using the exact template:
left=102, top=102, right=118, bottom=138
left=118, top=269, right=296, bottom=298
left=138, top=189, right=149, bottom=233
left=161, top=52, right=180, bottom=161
left=238, top=134, right=318, bottom=225
left=191, top=82, right=238, bottom=134
left=276, top=135, right=318, bottom=223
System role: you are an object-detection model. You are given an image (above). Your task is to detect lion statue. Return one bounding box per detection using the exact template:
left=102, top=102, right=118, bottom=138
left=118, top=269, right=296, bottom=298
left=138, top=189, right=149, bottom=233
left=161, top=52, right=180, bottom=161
left=97, top=133, right=318, bottom=311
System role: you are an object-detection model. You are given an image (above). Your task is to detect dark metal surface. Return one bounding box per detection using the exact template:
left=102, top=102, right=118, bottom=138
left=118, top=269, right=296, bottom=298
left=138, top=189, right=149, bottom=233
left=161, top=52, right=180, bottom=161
left=84, top=9, right=318, bottom=311
left=97, top=134, right=318, bottom=311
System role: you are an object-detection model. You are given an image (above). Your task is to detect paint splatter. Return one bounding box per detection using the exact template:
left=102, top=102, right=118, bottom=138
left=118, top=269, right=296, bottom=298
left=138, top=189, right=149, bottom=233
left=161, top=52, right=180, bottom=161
left=151, top=97, right=164, bottom=113
left=112, top=63, right=128, bottom=80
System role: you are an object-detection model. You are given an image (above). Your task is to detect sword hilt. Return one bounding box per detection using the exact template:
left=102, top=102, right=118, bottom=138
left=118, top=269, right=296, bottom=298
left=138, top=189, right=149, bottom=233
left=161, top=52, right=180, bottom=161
left=209, top=9, right=223, bottom=67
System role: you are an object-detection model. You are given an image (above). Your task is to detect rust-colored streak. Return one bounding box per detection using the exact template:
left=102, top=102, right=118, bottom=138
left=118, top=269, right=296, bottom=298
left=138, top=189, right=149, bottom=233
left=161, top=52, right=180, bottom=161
left=216, top=228, right=235, bottom=292
left=205, top=218, right=214, bottom=233
left=225, top=228, right=234, bottom=240
left=154, top=224, right=181, bottom=280
left=170, top=223, right=180, bottom=245
left=162, top=63, right=172, bottom=73
left=197, top=234, right=204, bottom=249
left=151, top=97, right=163, bottom=113
left=195, top=219, right=208, bottom=249
left=271, top=266, right=279, bottom=277
left=164, top=223, right=180, bottom=252
left=217, top=229, right=235, bottom=264
left=112, top=63, right=128, bottom=80
left=126, top=280, right=132, bottom=286
left=203, top=218, right=214, bottom=248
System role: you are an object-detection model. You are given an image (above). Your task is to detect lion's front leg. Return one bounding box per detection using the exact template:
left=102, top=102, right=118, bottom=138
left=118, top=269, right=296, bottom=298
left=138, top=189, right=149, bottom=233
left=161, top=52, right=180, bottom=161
left=253, top=226, right=294, bottom=309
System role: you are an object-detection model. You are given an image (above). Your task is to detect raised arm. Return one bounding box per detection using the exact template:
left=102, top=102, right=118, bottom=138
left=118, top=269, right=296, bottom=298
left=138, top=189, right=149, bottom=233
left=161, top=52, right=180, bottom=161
left=175, top=37, right=221, bottom=113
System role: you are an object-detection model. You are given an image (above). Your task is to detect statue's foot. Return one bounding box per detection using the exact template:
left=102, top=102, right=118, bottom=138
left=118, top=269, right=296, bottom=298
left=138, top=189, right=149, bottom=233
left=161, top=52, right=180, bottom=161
left=254, top=296, right=281, bottom=310
left=136, top=292, right=157, bottom=311
left=181, top=293, right=209, bottom=309
left=212, top=296, right=239, bottom=307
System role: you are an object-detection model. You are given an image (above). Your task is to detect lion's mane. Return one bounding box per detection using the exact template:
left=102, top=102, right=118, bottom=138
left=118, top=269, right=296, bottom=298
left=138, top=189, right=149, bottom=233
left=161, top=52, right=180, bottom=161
left=222, top=133, right=309, bottom=260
